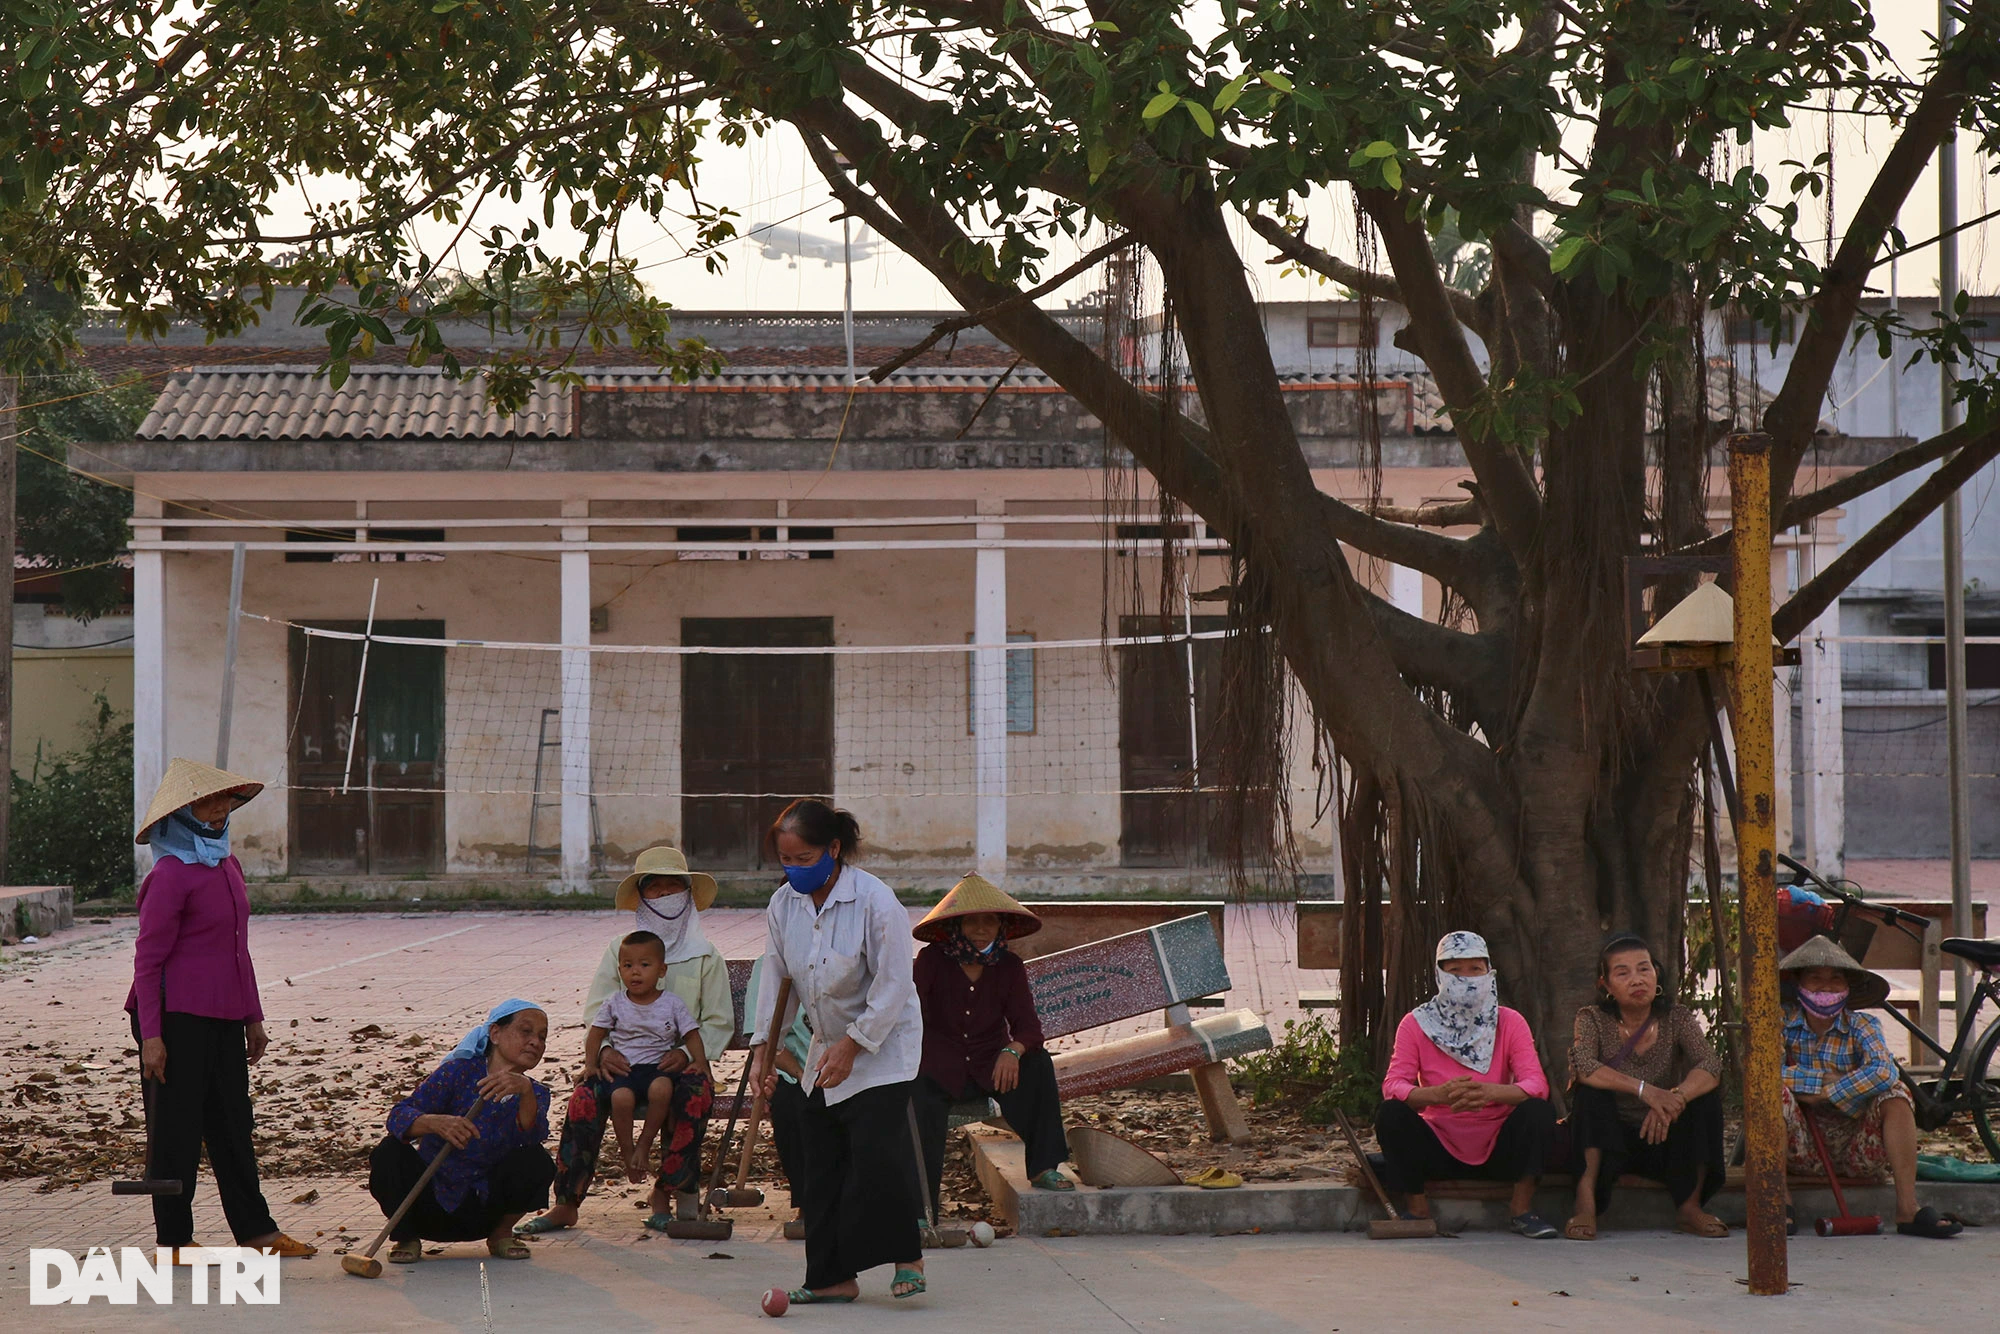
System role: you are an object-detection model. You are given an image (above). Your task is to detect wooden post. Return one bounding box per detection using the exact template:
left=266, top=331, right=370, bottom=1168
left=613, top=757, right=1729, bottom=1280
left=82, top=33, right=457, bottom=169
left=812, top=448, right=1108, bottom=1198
left=1729, top=434, right=1787, bottom=1296
left=0, top=374, right=12, bottom=882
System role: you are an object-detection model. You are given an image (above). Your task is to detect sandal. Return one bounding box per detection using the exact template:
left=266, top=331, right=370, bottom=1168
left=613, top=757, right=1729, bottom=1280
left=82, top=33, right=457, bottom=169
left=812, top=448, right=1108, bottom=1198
left=1509, top=1212, right=1559, bottom=1240
left=785, top=1288, right=857, bottom=1305
left=513, top=1214, right=570, bottom=1236
left=1030, top=1168, right=1077, bottom=1192
left=642, top=1213, right=675, bottom=1233
left=892, top=1266, right=927, bottom=1299
left=258, top=1232, right=318, bottom=1259
left=1896, top=1205, right=1965, bottom=1239
left=388, top=1238, right=422, bottom=1265
left=1784, top=1205, right=1797, bottom=1237
left=1563, top=1217, right=1596, bottom=1241
left=1184, top=1167, right=1243, bottom=1190
left=1676, top=1213, right=1729, bottom=1238
left=487, top=1235, right=532, bottom=1260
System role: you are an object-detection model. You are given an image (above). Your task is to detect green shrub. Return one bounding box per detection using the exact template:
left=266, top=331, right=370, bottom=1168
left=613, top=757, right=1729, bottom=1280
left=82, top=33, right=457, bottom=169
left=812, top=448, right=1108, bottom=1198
left=10, top=696, right=134, bottom=899
left=1232, top=1013, right=1380, bottom=1124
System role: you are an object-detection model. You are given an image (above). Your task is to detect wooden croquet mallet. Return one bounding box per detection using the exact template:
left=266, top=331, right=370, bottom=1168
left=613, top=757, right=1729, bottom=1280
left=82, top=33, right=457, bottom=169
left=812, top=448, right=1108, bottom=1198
left=343, top=1097, right=487, bottom=1278
left=112, top=1072, right=184, bottom=1197
left=1333, top=1108, right=1438, bottom=1240
left=733, top=977, right=793, bottom=1192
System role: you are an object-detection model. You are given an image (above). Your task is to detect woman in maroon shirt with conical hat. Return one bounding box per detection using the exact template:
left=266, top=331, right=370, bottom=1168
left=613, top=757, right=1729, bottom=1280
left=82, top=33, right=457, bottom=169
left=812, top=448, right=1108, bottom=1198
left=125, top=758, right=314, bottom=1261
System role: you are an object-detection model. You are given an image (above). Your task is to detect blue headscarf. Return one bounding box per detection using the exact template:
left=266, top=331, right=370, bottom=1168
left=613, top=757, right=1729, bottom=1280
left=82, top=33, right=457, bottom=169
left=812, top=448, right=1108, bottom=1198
left=148, top=810, right=232, bottom=868
left=447, top=998, right=545, bottom=1063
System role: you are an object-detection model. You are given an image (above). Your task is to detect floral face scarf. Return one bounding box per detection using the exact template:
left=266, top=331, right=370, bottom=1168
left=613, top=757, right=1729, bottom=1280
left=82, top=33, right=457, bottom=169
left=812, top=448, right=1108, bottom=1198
left=938, top=920, right=1008, bottom=966
left=1411, top=930, right=1500, bottom=1074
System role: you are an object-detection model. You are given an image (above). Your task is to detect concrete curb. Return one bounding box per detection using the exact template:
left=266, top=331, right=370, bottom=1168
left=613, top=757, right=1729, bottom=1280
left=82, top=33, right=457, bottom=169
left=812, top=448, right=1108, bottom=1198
left=969, top=1130, right=2000, bottom=1236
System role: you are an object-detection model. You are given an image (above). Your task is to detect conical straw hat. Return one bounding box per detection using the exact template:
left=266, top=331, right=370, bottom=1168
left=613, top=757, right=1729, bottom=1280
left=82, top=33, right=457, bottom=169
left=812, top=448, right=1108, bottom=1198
left=1777, top=932, right=1891, bottom=1011
left=614, top=845, right=718, bottom=912
left=912, top=873, right=1042, bottom=942
left=1636, top=582, right=1783, bottom=647
left=136, top=758, right=263, bottom=844
left=1067, top=1125, right=1181, bottom=1187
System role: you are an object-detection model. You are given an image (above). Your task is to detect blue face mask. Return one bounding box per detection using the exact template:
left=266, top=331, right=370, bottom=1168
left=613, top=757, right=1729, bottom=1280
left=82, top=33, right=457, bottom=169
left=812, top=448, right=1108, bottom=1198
left=782, top=849, right=839, bottom=895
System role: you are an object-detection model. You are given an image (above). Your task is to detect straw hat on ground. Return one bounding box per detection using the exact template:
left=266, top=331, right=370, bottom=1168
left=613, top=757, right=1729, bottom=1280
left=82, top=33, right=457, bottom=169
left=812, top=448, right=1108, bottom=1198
left=1778, top=933, right=1891, bottom=1011
left=913, top=873, right=1042, bottom=943
left=614, top=846, right=718, bottom=912
left=136, top=759, right=263, bottom=844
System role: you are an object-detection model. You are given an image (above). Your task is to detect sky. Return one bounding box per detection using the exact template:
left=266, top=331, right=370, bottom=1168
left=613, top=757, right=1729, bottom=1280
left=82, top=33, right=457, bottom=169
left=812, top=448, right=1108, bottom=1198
left=248, top=2, right=1995, bottom=315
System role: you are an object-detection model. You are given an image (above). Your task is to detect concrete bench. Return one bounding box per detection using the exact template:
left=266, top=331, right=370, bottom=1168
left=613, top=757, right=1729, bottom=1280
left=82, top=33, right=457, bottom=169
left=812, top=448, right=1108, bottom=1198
left=0, top=885, right=73, bottom=943
left=1027, top=913, right=1269, bottom=1143
left=1012, top=899, right=1227, bottom=1006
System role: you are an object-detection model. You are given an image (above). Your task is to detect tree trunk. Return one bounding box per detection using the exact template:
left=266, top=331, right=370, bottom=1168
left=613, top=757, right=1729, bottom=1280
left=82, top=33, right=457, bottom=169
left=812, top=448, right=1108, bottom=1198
left=0, top=373, right=14, bottom=884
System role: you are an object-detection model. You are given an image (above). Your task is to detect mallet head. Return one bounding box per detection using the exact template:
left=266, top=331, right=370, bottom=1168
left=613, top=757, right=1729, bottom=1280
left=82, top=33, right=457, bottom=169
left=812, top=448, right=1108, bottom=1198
left=341, top=1255, right=385, bottom=1279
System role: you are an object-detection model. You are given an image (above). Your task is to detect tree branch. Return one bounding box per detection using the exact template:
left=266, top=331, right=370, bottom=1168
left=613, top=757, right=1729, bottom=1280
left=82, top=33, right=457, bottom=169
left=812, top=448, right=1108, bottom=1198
left=1362, top=190, right=1543, bottom=559
left=1764, top=50, right=1974, bottom=503
left=1363, top=497, right=1483, bottom=527
left=1775, top=428, right=2000, bottom=641
left=1246, top=211, right=1487, bottom=337
left=867, top=232, right=1138, bottom=381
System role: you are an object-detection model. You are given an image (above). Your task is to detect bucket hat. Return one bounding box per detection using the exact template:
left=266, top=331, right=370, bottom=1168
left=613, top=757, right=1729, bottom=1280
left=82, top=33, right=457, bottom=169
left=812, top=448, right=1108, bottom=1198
left=614, top=846, right=718, bottom=912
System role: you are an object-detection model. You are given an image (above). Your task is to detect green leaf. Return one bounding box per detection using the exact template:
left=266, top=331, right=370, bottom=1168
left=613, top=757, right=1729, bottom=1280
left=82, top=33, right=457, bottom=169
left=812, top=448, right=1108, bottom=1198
left=1142, top=92, right=1180, bottom=122
left=1361, top=140, right=1398, bottom=159
left=1214, top=72, right=1252, bottom=114
left=1087, top=20, right=1119, bottom=31
left=1185, top=102, right=1215, bottom=137
left=1087, top=143, right=1111, bottom=181
left=431, top=0, right=461, bottom=11
left=1548, top=236, right=1588, bottom=274
left=1380, top=157, right=1401, bottom=191
left=1259, top=71, right=1293, bottom=92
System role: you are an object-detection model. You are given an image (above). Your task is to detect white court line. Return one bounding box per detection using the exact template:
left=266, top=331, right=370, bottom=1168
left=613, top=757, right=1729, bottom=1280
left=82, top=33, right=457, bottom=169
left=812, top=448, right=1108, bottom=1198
left=259, top=924, right=485, bottom=991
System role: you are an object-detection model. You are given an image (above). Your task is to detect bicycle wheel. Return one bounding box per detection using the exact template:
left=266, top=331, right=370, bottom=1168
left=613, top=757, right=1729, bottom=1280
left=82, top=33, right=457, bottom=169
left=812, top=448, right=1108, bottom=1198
left=1969, top=1016, right=2000, bottom=1163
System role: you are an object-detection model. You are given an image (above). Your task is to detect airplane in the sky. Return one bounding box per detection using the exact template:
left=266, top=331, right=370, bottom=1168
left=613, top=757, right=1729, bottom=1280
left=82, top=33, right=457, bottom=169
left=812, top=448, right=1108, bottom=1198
left=749, top=220, right=881, bottom=267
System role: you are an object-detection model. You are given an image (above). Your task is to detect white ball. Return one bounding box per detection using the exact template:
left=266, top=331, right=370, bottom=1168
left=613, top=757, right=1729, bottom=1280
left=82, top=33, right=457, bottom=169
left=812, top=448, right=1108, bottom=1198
left=970, top=1221, right=995, bottom=1248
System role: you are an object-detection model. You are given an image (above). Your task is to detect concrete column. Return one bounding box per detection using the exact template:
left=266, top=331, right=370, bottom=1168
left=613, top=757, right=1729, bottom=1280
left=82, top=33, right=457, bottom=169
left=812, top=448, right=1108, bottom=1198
left=132, top=499, right=166, bottom=875
left=1389, top=562, right=1424, bottom=619
left=560, top=501, right=592, bottom=892
left=973, top=500, right=1007, bottom=880
left=1799, top=519, right=1845, bottom=877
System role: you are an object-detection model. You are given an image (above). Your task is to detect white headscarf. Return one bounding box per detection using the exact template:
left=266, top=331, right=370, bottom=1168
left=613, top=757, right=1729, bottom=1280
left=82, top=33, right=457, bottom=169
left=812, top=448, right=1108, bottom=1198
left=1411, top=930, right=1500, bottom=1074
left=632, top=880, right=714, bottom=965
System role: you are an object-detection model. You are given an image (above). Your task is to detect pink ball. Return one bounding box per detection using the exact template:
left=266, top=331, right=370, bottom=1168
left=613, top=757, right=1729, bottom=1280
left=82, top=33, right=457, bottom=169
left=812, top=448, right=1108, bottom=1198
left=761, top=1287, right=789, bottom=1318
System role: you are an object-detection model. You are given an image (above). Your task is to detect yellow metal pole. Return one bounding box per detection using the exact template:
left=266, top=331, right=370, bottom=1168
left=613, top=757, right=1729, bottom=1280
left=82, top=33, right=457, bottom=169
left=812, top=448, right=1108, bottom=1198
left=1729, top=433, right=1787, bottom=1295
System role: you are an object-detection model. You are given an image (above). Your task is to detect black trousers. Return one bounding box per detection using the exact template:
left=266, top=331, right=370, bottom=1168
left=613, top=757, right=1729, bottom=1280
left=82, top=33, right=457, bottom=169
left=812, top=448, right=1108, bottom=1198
left=798, top=1080, right=923, bottom=1290
left=1374, top=1097, right=1556, bottom=1195
left=131, top=1012, right=277, bottom=1247
left=368, top=1136, right=556, bottom=1242
left=912, top=1048, right=1069, bottom=1217
left=769, top=1076, right=808, bottom=1210
left=1569, top=1084, right=1725, bottom=1212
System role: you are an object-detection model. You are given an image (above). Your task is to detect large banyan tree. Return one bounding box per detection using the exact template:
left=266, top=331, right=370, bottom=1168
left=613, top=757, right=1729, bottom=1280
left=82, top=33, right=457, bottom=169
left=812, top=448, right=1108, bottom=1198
left=9, top=0, right=2000, bottom=1050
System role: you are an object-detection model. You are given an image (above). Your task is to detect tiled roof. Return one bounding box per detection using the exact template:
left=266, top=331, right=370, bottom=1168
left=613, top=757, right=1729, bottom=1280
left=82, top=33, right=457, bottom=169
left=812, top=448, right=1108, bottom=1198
left=138, top=366, right=573, bottom=440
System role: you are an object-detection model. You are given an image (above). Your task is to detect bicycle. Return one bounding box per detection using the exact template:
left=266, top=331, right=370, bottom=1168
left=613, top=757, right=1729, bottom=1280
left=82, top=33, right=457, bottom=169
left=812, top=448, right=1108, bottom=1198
left=1778, top=854, right=2000, bottom=1161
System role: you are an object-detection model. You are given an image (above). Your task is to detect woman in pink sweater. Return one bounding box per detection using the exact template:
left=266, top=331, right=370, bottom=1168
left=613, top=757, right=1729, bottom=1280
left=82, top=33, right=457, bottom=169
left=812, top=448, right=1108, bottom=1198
left=1376, top=931, right=1559, bottom=1239
left=125, top=759, right=314, bottom=1261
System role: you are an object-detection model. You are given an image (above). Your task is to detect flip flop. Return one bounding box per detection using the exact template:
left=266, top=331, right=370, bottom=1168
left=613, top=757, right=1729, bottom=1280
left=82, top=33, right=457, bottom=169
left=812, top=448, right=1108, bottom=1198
left=1509, top=1212, right=1560, bottom=1240
left=1896, top=1206, right=1965, bottom=1239
left=487, top=1236, right=532, bottom=1260
left=388, top=1239, right=422, bottom=1265
left=514, top=1215, right=570, bottom=1235
left=1185, top=1167, right=1243, bottom=1190
left=1030, top=1169, right=1077, bottom=1192
left=1564, top=1217, right=1596, bottom=1240
left=892, top=1266, right=927, bottom=1299
left=786, top=1288, right=857, bottom=1305
left=642, top=1213, right=675, bottom=1232
left=1676, top=1214, right=1729, bottom=1238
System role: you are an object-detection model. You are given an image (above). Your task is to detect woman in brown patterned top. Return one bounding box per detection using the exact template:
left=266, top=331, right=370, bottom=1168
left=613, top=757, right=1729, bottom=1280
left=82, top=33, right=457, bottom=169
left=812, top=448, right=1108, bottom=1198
left=1564, top=933, right=1726, bottom=1240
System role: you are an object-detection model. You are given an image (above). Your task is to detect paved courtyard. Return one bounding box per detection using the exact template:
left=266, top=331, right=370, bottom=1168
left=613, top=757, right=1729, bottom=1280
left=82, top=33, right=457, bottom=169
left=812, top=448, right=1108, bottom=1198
left=2, top=907, right=1992, bottom=1329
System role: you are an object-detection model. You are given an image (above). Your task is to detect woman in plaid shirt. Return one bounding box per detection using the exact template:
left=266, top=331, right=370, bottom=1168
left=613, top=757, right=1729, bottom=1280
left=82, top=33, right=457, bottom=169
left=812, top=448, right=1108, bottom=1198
left=1778, top=935, right=1961, bottom=1239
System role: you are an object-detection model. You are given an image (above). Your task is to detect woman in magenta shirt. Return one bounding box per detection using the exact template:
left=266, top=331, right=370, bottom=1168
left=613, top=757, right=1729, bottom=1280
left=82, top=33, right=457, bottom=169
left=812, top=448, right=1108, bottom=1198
left=125, top=759, right=313, bottom=1260
left=1376, top=931, right=1559, bottom=1239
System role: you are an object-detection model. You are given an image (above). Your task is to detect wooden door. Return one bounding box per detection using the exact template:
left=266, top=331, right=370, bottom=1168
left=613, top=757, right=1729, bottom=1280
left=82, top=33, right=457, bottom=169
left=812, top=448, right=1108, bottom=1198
left=288, top=621, right=445, bottom=875
left=681, top=618, right=834, bottom=869
left=1119, top=615, right=1228, bottom=866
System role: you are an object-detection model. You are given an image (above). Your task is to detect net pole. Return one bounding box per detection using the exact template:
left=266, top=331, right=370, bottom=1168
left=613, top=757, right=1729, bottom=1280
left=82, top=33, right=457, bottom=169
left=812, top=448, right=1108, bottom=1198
left=216, top=542, right=245, bottom=768
left=974, top=512, right=1007, bottom=879
left=1940, top=0, right=1974, bottom=1017
left=560, top=515, right=593, bottom=892
left=340, top=578, right=380, bottom=796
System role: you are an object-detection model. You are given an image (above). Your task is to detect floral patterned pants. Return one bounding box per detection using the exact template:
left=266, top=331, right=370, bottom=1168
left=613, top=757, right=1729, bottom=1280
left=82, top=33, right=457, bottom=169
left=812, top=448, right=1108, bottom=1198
left=1781, top=1083, right=1910, bottom=1178
left=551, top=1068, right=714, bottom=1206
